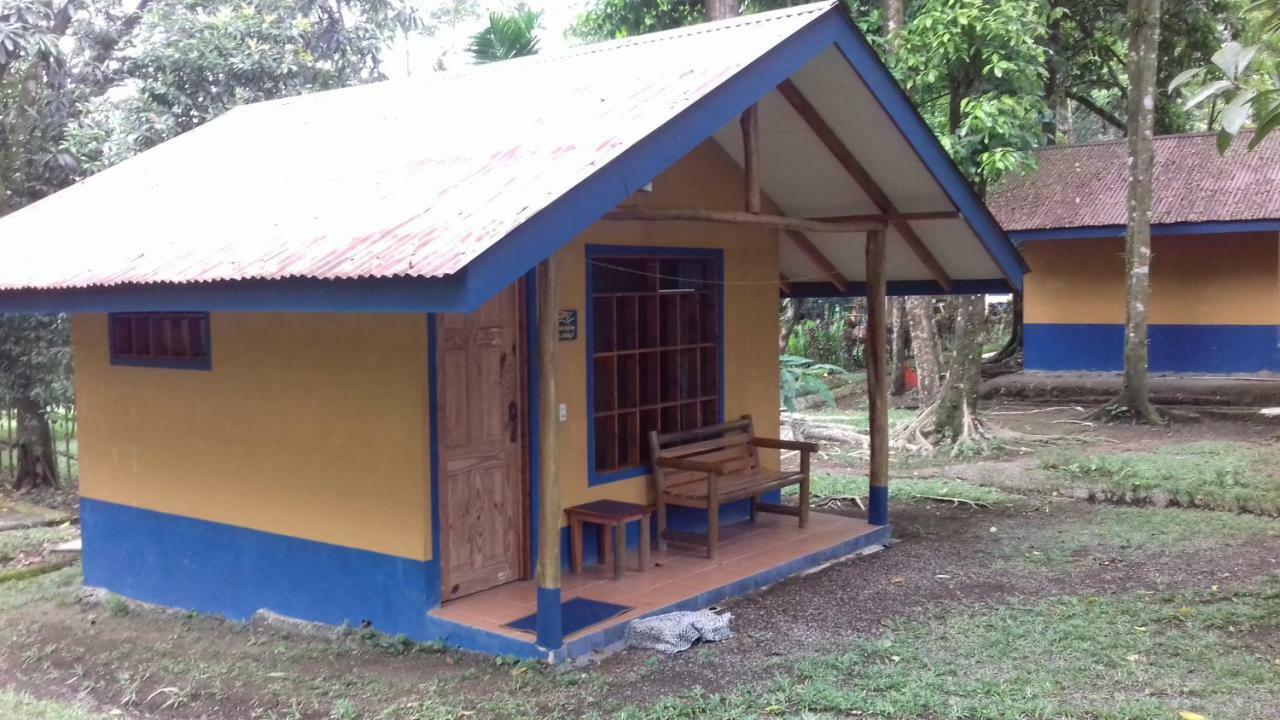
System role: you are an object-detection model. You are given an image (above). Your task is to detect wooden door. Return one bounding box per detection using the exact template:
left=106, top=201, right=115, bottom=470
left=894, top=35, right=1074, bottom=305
left=437, top=283, right=526, bottom=600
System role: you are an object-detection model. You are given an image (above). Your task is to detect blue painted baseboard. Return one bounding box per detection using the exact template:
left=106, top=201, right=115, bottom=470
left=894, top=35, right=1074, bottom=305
left=1025, top=323, right=1280, bottom=373
left=81, top=498, right=433, bottom=639
left=82, top=489, right=861, bottom=662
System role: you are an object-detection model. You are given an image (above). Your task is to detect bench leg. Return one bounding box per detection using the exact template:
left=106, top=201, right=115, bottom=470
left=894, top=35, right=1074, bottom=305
left=570, top=517, right=583, bottom=574
left=656, top=497, right=668, bottom=552
left=799, top=477, right=811, bottom=529
left=749, top=495, right=758, bottom=523
left=613, top=522, right=625, bottom=580
left=707, top=499, right=719, bottom=561
left=639, top=513, right=650, bottom=572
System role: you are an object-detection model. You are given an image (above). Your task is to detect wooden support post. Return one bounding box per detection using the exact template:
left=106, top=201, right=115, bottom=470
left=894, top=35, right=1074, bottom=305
left=741, top=105, right=761, bottom=213
left=534, top=258, right=563, bottom=650
left=865, top=229, right=890, bottom=526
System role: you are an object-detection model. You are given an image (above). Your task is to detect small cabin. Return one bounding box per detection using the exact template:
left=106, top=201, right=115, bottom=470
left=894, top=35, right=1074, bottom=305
left=989, top=132, right=1280, bottom=374
left=0, top=2, right=1023, bottom=660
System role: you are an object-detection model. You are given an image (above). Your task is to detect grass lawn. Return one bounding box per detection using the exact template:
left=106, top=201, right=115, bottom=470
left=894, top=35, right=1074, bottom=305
left=1006, top=504, right=1280, bottom=570
left=626, top=582, right=1280, bottom=720
left=0, top=689, right=102, bottom=720
left=0, top=525, right=77, bottom=566
left=1038, top=441, right=1280, bottom=515
left=785, top=472, right=1016, bottom=507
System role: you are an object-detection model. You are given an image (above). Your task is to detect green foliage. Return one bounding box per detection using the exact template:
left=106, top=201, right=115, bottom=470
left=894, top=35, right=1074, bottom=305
left=1171, top=0, right=1280, bottom=149
left=68, top=0, right=423, bottom=172
left=890, top=0, right=1048, bottom=188
left=571, top=0, right=701, bottom=41
left=779, top=354, right=850, bottom=410
left=468, top=8, right=542, bottom=64
left=0, top=315, right=72, bottom=409
left=1038, top=441, right=1280, bottom=515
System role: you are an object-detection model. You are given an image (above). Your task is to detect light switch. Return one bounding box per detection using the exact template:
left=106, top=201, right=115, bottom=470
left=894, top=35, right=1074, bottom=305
left=558, top=403, right=568, bottom=422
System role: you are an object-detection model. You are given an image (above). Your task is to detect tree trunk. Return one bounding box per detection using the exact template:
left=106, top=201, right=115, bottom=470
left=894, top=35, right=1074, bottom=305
left=889, top=298, right=909, bottom=395
left=1120, top=0, right=1162, bottom=424
left=905, top=296, right=942, bottom=404
left=12, top=397, right=57, bottom=491
left=778, top=298, right=801, bottom=354
left=881, top=0, right=905, bottom=39
left=1042, top=7, right=1065, bottom=144
left=931, top=295, right=985, bottom=441
left=986, top=291, right=1023, bottom=364
left=705, top=0, right=738, bottom=21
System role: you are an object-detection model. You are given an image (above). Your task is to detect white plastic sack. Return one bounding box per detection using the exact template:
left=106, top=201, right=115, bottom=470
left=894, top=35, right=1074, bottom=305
left=625, top=610, right=732, bottom=653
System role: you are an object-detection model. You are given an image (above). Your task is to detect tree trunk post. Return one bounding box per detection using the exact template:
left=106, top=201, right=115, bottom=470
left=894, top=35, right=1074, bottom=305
left=1121, top=0, right=1163, bottom=424
left=534, top=258, right=563, bottom=651
left=705, top=0, right=739, bottom=21
left=889, top=298, right=909, bottom=395
left=865, top=230, right=889, bottom=526
left=906, top=296, right=942, bottom=404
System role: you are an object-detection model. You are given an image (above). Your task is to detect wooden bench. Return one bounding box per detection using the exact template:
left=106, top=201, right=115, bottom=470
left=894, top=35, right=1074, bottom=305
left=648, top=416, right=819, bottom=559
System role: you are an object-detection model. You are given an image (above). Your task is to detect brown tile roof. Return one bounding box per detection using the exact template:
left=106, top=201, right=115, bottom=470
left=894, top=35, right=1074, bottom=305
left=987, top=130, right=1280, bottom=231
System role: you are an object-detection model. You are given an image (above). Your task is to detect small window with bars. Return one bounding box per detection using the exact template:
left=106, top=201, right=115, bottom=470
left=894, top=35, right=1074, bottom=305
left=109, top=313, right=211, bottom=369
left=588, top=249, right=722, bottom=481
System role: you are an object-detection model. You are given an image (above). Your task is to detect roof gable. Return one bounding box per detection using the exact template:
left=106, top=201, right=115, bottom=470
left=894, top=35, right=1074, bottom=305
left=0, top=2, right=1022, bottom=313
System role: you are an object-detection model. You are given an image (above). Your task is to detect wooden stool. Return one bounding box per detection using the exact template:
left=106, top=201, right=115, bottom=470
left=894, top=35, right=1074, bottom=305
left=566, top=500, right=652, bottom=580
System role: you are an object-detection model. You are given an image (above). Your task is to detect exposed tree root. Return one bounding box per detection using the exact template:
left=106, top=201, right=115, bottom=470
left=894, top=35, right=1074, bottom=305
left=893, top=395, right=1062, bottom=458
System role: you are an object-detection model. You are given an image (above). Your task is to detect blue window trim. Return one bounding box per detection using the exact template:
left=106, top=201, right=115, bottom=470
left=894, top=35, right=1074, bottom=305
left=107, top=312, right=212, bottom=371
left=584, top=245, right=725, bottom=487
left=1008, top=218, right=1280, bottom=244
left=0, top=6, right=1022, bottom=317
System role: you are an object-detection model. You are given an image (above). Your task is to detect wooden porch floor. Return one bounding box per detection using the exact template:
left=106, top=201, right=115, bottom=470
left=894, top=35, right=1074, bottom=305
left=430, top=511, right=882, bottom=648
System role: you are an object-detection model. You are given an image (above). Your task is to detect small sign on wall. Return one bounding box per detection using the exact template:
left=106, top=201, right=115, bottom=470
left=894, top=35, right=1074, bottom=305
left=557, top=309, right=578, bottom=341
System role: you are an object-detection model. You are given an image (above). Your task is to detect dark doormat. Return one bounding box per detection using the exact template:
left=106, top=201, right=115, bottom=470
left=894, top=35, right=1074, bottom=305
left=505, top=597, right=631, bottom=636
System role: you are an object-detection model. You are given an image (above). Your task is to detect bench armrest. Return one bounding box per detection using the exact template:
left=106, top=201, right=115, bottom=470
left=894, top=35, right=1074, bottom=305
left=752, top=437, right=820, bottom=453
left=654, top=456, right=728, bottom=474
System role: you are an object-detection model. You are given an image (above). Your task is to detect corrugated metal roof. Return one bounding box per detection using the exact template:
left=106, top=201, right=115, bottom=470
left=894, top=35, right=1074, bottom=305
left=0, top=4, right=834, bottom=290
left=988, top=130, right=1280, bottom=231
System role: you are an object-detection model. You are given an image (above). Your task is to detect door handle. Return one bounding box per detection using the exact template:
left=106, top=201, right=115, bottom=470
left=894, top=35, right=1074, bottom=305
left=508, top=401, right=519, bottom=443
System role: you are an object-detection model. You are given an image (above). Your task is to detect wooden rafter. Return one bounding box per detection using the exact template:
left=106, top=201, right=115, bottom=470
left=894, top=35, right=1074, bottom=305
left=783, top=230, right=849, bottom=293
left=776, top=79, right=955, bottom=292
left=809, top=210, right=958, bottom=223
left=778, top=273, right=792, bottom=294
left=602, top=207, right=886, bottom=234
left=741, top=105, right=761, bottom=214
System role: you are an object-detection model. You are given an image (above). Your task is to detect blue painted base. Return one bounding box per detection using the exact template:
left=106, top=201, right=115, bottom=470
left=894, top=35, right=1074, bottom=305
left=867, top=485, right=888, bottom=526
left=1025, top=323, right=1280, bottom=373
left=81, top=498, right=433, bottom=639
left=83, top=494, right=885, bottom=662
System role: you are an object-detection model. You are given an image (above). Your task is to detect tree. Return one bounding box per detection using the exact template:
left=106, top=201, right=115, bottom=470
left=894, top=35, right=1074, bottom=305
left=468, top=8, right=542, bottom=64
left=0, top=0, right=422, bottom=489
left=572, top=0, right=702, bottom=40
left=1118, top=0, right=1164, bottom=424
left=888, top=0, right=1048, bottom=451
left=1171, top=1, right=1280, bottom=149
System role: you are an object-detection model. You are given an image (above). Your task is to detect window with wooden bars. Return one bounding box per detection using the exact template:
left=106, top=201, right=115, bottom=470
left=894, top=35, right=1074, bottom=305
left=587, top=249, right=722, bottom=482
left=109, top=313, right=211, bottom=369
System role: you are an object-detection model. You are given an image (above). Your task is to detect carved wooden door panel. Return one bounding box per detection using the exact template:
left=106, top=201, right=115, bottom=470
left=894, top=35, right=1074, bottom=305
left=437, top=284, right=525, bottom=600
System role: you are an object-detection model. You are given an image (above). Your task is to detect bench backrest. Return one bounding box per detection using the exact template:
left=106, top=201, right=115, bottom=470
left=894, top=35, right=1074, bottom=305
left=648, top=416, right=760, bottom=489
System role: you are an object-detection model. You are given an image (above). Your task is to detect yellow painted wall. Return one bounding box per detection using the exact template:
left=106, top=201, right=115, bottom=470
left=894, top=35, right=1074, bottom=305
left=551, top=141, right=782, bottom=514
left=72, top=139, right=783, bottom=556
left=72, top=313, right=431, bottom=561
left=1023, top=232, right=1280, bottom=325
